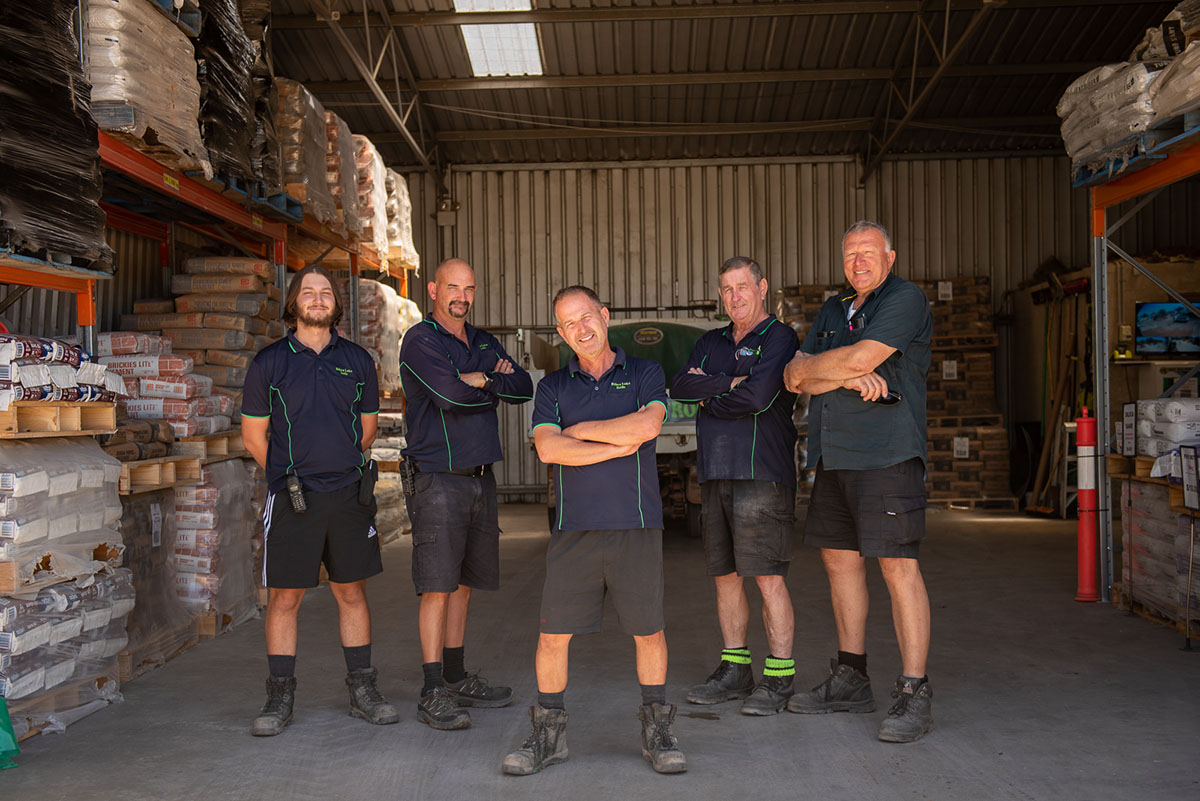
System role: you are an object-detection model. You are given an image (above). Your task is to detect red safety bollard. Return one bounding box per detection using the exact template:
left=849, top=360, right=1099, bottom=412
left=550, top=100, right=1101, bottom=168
left=1075, top=407, right=1100, bottom=602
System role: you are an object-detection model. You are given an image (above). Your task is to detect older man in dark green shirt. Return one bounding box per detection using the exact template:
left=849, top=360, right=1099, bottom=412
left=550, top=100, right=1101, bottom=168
left=782, top=220, right=935, bottom=744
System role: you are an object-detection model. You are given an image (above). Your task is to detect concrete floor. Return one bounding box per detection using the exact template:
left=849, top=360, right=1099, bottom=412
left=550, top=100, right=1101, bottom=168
left=7, top=505, right=1199, bottom=801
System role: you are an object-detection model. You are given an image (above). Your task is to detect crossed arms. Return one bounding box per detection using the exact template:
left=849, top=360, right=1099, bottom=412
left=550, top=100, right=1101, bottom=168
left=783, top=339, right=898, bottom=401
left=534, top=402, right=667, bottom=466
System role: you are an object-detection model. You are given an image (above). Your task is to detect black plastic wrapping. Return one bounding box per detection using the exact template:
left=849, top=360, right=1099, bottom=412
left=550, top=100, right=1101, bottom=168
left=0, top=1, right=111, bottom=269
left=248, top=43, right=282, bottom=196
left=238, top=0, right=271, bottom=40
left=196, top=0, right=256, bottom=181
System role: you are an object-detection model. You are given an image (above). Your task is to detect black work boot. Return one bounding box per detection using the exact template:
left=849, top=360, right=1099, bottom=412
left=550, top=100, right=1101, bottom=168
left=445, top=672, right=514, bottom=708
left=787, top=658, right=875, bottom=714
left=685, top=660, right=755, bottom=704
left=250, top=675, right=296, bottom=736
left=418, top=685, right=472, bottom=730
left=346, top=667, right=400, bottom=725
left=740, top=674, right=795, bottom=716
left=638, top=703, right=687, bottom=774
left=877, top=676, right=934, bottom=743
left=502, top=705, right=569, bottom=775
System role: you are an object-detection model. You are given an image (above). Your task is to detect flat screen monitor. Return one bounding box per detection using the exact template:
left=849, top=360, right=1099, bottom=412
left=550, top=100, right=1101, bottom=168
left=1135, top=301, right=1200, bottom=357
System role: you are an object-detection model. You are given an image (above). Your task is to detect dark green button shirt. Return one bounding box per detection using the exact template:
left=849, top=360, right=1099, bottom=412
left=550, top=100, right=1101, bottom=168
left=800, top=272, right=932, bottom=471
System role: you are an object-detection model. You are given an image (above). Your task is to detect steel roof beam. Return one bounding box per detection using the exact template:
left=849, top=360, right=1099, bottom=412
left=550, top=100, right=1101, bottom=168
left=273, top=1, right=1149, bottom=29
left=361, top=115, right=1056, bottom=143
left=302, top=62, right=1106, bottom=94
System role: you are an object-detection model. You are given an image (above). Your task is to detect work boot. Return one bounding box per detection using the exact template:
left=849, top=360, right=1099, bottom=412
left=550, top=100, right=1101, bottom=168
left=250, top=675, right=296, bottom=736
left=740, top=674, right=795, bottom=716
left=685, top=659, right=755, bottom=704
left=502, top=705, right=569, bottom=775
left=638, top=703, right=687, bottom=774
left=877, top=676, right=934, bottom=743
left=346, top=667, right=400, bottom=725
left=417, top=685, right=472, bottom=730
left=445, top=672, right=514, bottom=708
left=787, top=658, right=875, bottom=714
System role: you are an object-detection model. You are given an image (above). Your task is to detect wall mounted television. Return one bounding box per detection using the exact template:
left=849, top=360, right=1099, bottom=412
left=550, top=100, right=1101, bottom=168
left=1135, top=301, right=1200, bottom=357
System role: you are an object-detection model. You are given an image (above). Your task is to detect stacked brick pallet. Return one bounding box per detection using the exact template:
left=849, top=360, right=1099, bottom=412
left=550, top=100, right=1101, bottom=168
left=776, top=276, right=1013, bottom=508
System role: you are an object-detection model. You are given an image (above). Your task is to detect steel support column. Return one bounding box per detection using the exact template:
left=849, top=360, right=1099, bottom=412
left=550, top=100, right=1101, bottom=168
left=1091, top=209, right=1113, bottom=604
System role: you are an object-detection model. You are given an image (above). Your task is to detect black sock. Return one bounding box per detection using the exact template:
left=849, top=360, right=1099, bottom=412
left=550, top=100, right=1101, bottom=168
left=538, top=690, right=565, bottom=710
left=640, top=683, right=667, bottom=706
left=422, top=661, right=443, bottom=694
left=838, top=650, right=868, bottom=676
left=442, top=645, right=466, bottom=684
left=267, top=654, right=295, bottom=679
left=343, top=644, right=371, bottom=672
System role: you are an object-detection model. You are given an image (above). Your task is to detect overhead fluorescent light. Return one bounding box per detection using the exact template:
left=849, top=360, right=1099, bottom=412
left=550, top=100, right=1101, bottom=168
left=453, top=0, right=543, bottom=77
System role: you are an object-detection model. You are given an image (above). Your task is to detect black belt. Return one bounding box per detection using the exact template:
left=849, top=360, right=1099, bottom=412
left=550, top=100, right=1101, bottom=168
left=413, top=462, right=492, bottom=478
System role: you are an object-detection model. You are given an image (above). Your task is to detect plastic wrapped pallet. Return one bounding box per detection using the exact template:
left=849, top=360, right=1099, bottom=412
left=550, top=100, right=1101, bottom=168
left=195, top=0, right=255, bottom=182
left=337, top=278, right=403, bottom=392
left=1152, top=42, right=1200, bottom=122
left=85, top=0, right=211, bottom=178
left=353, top=135, right=390, bottom=257
left=173, top=460, right=256, bottom=632
left=1058, top=62, right=1163, bottom=166
left=0, top=439, right=125, bottom=594
left=384, top=168, right=421, bottom=273
left=325, top=111, right=362, bottom=235
left=1120, top=480, right=1185, bottom=623
left=118, top=490, right=195, bottom=681
left=0, top=0, right=112, bottom=268
left=2, top=569, right=131, bottom=739
left=275, top=78, right=337, bottom=225
left=248, top=42, right=282, bottom=196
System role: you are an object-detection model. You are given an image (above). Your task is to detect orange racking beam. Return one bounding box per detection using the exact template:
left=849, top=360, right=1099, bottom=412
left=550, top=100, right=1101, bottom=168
left=1091, top=139, right=1200, bottom=212
left=0, top=263, right=96, bottom=326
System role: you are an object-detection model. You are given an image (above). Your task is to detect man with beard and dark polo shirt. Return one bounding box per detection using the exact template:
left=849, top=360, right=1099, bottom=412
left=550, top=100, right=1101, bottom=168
left=670, top=256, right=800, bottom=716
left=242, top=264, right=397, bottom=736
left=398, top=258, right=533, bottom=730
left=502, top=285, right=686, bottom=777
left=783, top=220, right=935, bottom=743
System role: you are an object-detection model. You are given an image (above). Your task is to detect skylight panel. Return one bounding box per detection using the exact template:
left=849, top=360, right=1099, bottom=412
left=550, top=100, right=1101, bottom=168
left=453, top=0, right=544, bottom=77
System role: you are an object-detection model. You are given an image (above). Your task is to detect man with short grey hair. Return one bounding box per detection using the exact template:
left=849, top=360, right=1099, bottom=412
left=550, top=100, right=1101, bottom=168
left=782, top=221, right=936, bottom=743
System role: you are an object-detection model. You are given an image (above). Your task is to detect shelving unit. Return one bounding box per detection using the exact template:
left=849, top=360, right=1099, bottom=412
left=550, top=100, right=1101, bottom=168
left=1089, top=137, right=1200, bottom=604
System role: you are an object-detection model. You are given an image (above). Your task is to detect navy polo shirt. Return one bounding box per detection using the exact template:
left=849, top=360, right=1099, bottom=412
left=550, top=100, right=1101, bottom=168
left=532, top=347, right=669, bottom=532
left=242, top=328, right=379, bottom=494
left=801, top=272, right=932, bottom=471
left=670, top=315, right=799, bottom=486
left=399, top=319, right=533, bottom=472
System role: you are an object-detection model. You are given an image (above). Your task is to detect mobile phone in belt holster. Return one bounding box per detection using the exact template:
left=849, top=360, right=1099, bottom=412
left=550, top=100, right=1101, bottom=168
left=285, top=470, right=307, bottom=514
left=398, top=458, right=417, bottom=497
left=359, top=459, right=378, bottom=507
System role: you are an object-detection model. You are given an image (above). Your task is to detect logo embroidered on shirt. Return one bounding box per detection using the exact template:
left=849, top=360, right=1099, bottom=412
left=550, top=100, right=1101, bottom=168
left=610, top=380, right=632, bottom=390
left=334, top=366, right=354, bottom=376
left=736, top=346, right=761, bottom=358
left=479, top=343, right=491, bottom=350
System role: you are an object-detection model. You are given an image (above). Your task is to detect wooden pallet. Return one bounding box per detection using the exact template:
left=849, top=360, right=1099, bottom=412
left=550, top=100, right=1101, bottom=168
left=0, top=401, right=116, bottom=438
left=931, top=333, right=998, bottom=350
left=172, top=429, right=247, bottom=463
left=197, top=592, right=256, bottom=639
left=10, top=670, right=120, bottom=743
left=927, top=496, right=1019, bottom=511
left=117, top=455, right=202, bottom=495
left=118, top=617, right=201, bottom=683
left=1112, top=585, right=1199, bottom=638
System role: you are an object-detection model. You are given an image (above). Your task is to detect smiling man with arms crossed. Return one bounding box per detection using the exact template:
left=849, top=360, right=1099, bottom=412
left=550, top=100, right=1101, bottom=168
left=782, top=220, right=935, bottom=743
left=503, top=285, right=686, bottom=776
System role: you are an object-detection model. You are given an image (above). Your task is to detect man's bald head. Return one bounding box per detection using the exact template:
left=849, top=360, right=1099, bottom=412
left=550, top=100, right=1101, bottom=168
left=429, top=258, right=477, bottom=322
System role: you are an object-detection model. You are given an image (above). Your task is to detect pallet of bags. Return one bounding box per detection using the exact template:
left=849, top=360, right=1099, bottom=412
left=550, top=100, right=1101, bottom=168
left=173, top=460, right=257, bottom=636
left=336, top=278, right=403, bottom=392
left=1, top=333, right=123, bottom=409
left=384, top=168, right=420, bottom=272
left=325, top=111, right=362, bottom=238
left=353, top=135, right=390, bottom=260
left=1058, top=61, right=1164, bottom=170
left=275, top=78, right=337, bottom=225
left=83, top=0, right=211, bottom=177
left=99, top=347, right=231, bottom=439
left=1, top=0, right=112, bottom=269
left=97, top=416, right=174, bottom=462
left=1120, top=480, right=1185, bottom=623
left=1, top=569, right=133, bottom=740
left=195, top=0, right=255, bottom=185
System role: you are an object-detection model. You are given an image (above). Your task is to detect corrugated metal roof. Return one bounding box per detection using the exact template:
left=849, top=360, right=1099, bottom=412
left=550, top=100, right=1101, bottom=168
left=269, top=0, right=1175, bottom=167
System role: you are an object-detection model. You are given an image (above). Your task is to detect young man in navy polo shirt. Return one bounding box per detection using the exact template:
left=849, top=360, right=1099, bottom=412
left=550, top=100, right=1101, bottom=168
left=670, top=256, right=800, bottom=716
left=242, top=264, right=398, bottom=736
left=502, top=285, right=687, bottom=776
left=398, top=258, right=533, bottom=730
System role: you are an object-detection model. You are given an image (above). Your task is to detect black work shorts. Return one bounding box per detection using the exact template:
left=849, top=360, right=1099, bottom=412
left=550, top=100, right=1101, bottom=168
left=803, top=457, right=927, bottom=559
left=702, top=479, right=797, bottom=577
left=540, top=528, right=665, bottom=636
left=406, top=470, right=500, bottom=594
left=263, top=482, right=382, bottom=588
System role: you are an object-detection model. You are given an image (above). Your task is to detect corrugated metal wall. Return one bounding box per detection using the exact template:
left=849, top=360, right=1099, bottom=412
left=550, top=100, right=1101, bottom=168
left=1, top=228, right=164, bottom=338
left=405, top=155, right=1199, bottom=493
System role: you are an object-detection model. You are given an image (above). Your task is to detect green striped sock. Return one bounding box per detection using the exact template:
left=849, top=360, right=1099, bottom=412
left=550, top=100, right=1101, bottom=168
left=763, top=655, right=795, bottom=677
left=720, top=647, right=751, bottom=666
